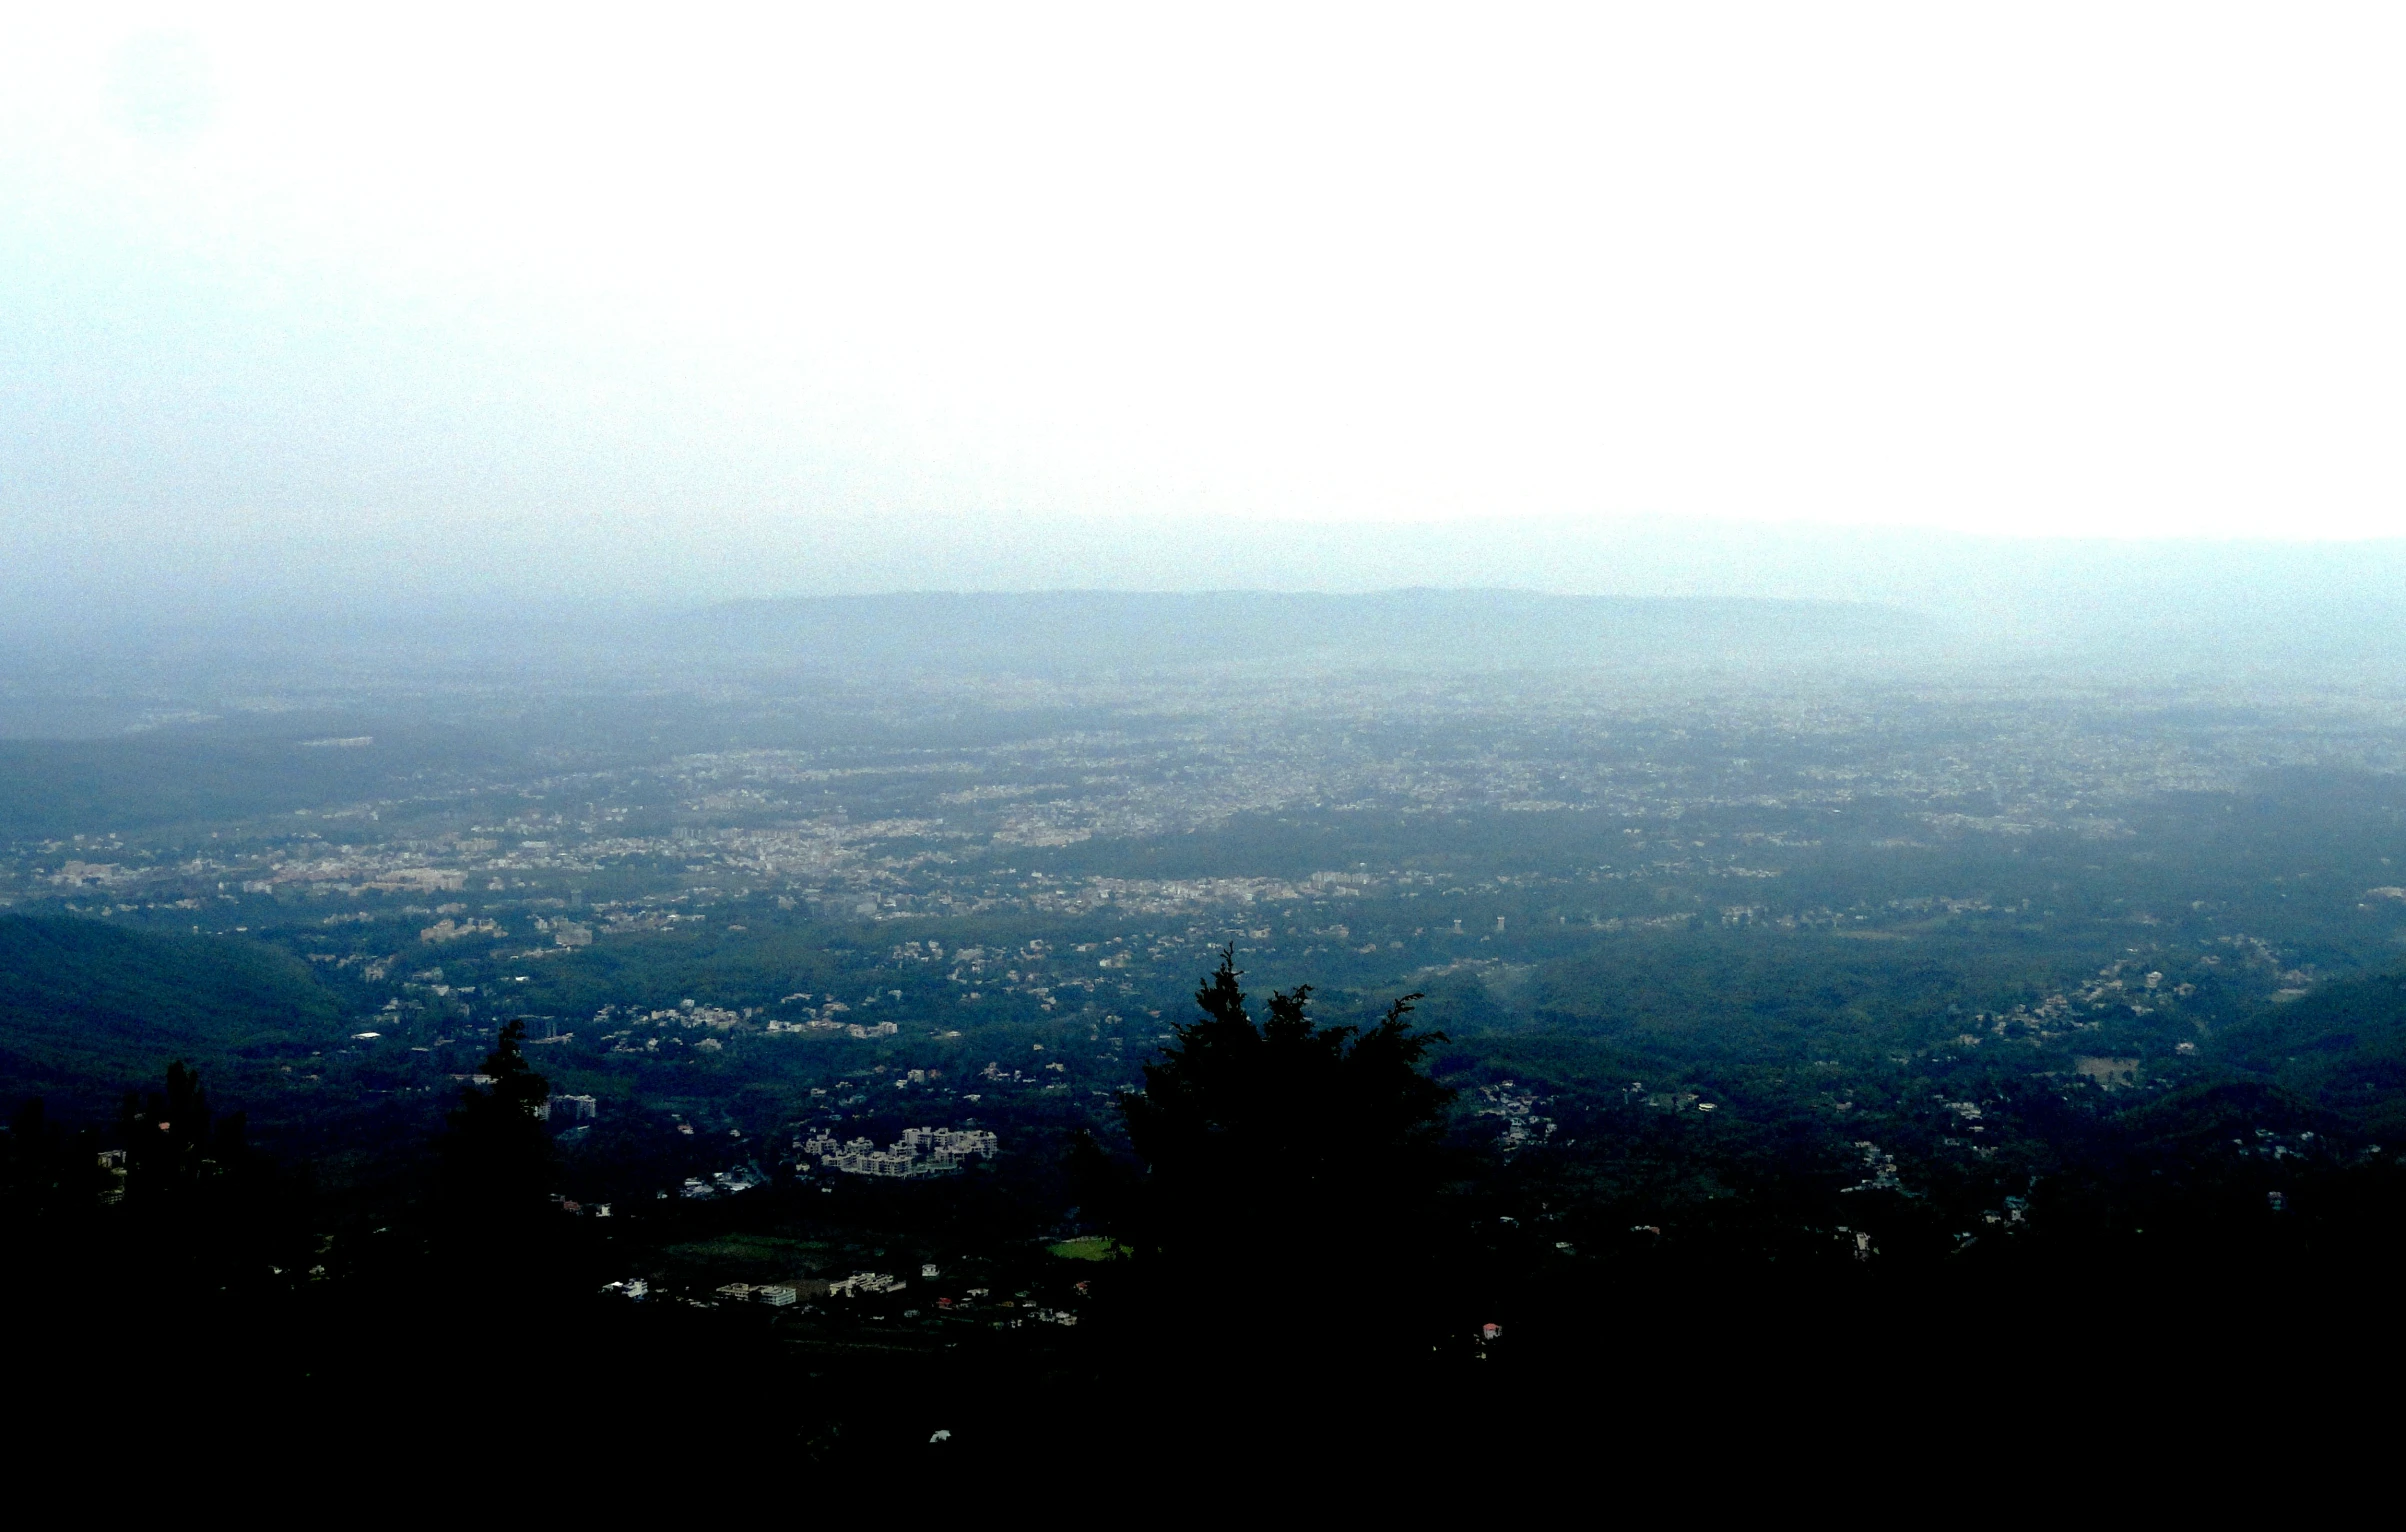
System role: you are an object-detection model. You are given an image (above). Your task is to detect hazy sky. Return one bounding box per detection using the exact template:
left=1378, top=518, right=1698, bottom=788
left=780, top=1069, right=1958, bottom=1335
left=4, top=6, right=2403, bottom=612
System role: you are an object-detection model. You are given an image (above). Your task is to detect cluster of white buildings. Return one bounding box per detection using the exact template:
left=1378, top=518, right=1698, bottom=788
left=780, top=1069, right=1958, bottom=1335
left=613, top=1000, right=748, bottom=1030
left=803, top=1125, right=999, bottom=1178
left=1476, top=1081, right=1557, bottom=1151
left=1840, top=1140, right=1910, bottom=1196
left=680, top=1166, right=767, bottom=1198
left=766, top=1016, right=899, bottom=1039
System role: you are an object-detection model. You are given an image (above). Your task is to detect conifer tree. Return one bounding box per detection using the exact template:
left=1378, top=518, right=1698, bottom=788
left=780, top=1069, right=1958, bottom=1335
left=438, top=1019, right=555, bottom=1229
left=1110, top=946, right=1456, bottom=1355
left=121, top=1060, right=242, bottom=1204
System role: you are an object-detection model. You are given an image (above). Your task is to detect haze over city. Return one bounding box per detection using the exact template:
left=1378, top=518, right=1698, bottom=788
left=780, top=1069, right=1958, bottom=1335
left=6, top=5, right=2405, bottom=1468
left=5, top=7, right=2402, bottom=628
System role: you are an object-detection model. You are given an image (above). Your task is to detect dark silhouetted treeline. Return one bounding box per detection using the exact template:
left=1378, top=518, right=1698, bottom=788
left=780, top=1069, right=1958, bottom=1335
left=11, top=956, right=2406, bottom=1466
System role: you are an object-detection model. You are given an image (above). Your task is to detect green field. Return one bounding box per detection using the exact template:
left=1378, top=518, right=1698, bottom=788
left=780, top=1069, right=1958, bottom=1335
left=663, top=1234, right=828, bottom=1276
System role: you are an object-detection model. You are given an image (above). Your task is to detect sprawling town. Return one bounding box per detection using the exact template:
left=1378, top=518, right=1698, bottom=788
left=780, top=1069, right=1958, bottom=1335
left=7, top=642, right=2406, bottom=1431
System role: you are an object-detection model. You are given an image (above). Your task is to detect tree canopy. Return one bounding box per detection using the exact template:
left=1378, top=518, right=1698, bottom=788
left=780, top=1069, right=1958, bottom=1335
left=438, top=1018, right=555, bottom=1230
left=1106, top=947, right=1457, bottom=1367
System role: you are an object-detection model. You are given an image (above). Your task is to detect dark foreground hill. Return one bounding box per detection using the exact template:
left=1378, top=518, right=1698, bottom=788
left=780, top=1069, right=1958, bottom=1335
left=0, top=914, right=344, bottom=1113
left=2208, top=966, right=2406, bottom=1140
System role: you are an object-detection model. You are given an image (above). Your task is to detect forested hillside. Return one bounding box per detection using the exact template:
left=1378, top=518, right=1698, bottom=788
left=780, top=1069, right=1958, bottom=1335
left=0, top=915, right=343, bottom=1109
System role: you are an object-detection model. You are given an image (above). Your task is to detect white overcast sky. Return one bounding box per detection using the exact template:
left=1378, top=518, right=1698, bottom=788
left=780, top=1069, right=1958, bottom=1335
left=3, top=4, right=2402, bottom=612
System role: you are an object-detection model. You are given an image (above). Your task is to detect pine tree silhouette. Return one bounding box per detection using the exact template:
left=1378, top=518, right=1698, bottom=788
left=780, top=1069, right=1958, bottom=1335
left=439, top=1019, right=555, bottom=1232
left=120, top=1060, right=244, bottom=1205
left=1104, top=946, right=1457, bottom=1376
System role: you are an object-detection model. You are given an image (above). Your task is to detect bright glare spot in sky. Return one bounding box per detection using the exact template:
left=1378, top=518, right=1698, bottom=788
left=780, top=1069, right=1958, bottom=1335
left=2, top=3, right=2401, bottom=600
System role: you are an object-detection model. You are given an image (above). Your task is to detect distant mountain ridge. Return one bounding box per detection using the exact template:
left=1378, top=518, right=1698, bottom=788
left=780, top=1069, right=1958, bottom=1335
left=696, top=589, right=1929, bottom=675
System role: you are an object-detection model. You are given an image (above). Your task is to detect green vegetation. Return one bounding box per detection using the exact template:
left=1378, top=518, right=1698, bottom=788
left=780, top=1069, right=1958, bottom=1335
left=0, top=914, right=342, bottom=1107
left=9, top=643, right=2406, bottom=1452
